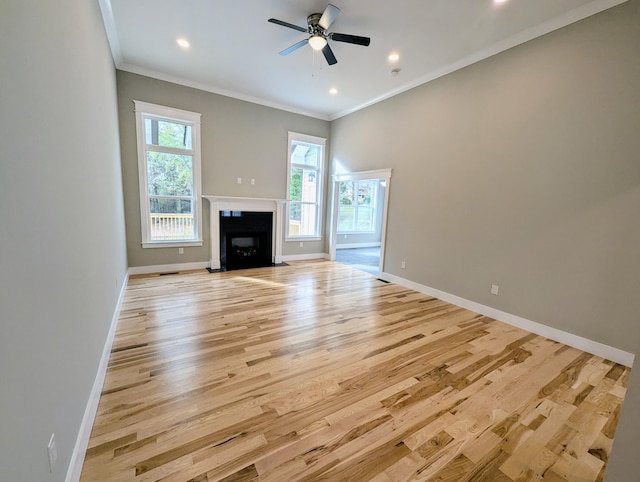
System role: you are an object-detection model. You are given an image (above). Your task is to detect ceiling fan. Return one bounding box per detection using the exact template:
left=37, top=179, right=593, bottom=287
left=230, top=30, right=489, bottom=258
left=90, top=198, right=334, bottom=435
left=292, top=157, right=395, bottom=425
left=268, top=4, right=371, bottom=66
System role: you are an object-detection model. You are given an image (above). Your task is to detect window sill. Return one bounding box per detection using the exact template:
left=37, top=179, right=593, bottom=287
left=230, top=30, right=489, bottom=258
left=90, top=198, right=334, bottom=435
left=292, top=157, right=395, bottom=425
left=285, top=237, right=322, bottom=242
left=142, top=240, right=203, bottom=249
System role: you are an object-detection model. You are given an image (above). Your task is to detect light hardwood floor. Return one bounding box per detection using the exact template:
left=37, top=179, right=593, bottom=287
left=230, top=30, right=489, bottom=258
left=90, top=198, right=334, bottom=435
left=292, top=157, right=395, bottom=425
left=80, top=260, right=629, bottom=481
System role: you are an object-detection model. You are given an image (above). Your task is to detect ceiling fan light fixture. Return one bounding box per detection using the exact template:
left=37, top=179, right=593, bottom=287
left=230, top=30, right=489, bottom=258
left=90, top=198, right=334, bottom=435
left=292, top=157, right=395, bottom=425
left=309, top=35, right=327, bottom=51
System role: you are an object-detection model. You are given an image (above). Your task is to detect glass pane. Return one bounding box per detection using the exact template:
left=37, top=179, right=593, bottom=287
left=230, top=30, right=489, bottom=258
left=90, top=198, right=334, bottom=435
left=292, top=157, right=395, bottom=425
left=288, top=201, right=301, bottom=236
left=338, top=206, right=355, bottom=231
left=357, top=206, right=374, bottom=232
left=289, top=167, right=317, bottom=203
left=148, top=199, right=194, bottom=240
left=339, top=181, right=354, bottom=205
left=149, top=198, right=192, bottom=214
left=291, top=141, right=320, bottom=167
left=289, top=167, right=303, bottom=202
left=301, top=170, right=317, bottom=203
left=357, top=181, right=375, bottom=206
left=288, top=203, right=317, bottom=236
left=147, top=151, right=193, bottom=197
left=145, top=118, right=192, bottom=149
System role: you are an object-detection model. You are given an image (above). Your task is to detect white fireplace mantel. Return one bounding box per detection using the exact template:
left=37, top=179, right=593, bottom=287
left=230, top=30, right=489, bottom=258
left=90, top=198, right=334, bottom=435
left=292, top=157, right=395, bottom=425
left=203, top=195, right=286, bottom=270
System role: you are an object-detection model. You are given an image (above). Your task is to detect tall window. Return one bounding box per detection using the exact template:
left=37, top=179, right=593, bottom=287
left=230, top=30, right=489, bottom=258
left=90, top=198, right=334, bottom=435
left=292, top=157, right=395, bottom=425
left=134, top=101, right=202, bottom=247
left=286, top=132, right=325, bottom=239
left=338, top=180, right=378, bottom=233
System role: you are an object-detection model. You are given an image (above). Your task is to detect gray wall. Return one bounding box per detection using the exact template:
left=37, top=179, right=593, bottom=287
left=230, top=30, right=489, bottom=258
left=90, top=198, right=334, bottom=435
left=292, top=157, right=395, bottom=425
left=330, top=0, right=640, bottom=354
left=116, top=71, right=331, bottom=268
left=0, top=0, right=127, bottom=481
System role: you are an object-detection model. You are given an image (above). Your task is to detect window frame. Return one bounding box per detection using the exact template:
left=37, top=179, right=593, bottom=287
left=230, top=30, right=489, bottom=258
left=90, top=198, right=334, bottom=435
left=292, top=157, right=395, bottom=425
left=337, top=179, right=378, bottom=234
left=286, top=132, right=326, bottom=241
left=134, top=100, right=203, bottom=248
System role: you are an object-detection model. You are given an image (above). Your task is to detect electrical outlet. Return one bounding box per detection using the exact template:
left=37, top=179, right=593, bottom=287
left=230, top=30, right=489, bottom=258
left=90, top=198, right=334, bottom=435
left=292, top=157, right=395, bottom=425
left=251, top=178, right=255, bottom=185
left=343, top=234, right=347, bottom=239
left=47, top=433, right=57, bottom=472
left=237, top=177, right=242, bottom=184
left=401, top=261, right=406, bottom=269
left=491, top=284, right=499, bottom=295
left=299, top=242, right=304, bottom=247
left=178, top=247, right=184, bottom=255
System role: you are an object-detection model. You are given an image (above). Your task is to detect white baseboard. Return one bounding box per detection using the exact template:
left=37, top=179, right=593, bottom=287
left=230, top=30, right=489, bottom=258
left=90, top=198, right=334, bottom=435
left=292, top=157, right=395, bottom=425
left=281, top=253, right=330, bottom=262
left=336, top=242, right=381, bottom=249
left=379, top=271, right=634, bottom=368
left=66, top=272, right=129, bottom=482
left=128, top=261, right=210, bottom=275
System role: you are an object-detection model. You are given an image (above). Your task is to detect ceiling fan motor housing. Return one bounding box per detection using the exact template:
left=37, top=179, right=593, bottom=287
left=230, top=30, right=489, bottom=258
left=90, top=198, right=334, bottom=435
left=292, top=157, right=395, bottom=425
left=307, top=13, right=325, bottom=37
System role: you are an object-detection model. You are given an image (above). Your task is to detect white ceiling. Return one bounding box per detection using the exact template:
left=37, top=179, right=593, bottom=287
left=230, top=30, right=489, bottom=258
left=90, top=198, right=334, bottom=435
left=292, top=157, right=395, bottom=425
left=100, top=0, right=626, bottom=120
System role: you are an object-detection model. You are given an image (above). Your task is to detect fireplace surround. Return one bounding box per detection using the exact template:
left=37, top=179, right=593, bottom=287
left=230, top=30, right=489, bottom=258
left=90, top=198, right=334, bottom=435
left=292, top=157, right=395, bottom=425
left=203, top=196, right=286, bottom=270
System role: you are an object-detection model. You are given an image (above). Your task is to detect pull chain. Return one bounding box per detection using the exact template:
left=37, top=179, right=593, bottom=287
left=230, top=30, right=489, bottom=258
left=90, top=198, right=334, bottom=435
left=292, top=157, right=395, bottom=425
left=311, top=50, right=324, bottom=78
left=312, top=49, right=316, bottom=77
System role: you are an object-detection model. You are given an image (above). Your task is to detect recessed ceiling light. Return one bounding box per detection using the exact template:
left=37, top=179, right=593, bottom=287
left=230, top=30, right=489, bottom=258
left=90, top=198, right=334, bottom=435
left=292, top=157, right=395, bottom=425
left=494, top=0, right=508, bottom=3
left=329, top=88, right=338, bottom=95
left=176, top=38, right=190, bottom=48
left=388, top=53, right=400, bottom=62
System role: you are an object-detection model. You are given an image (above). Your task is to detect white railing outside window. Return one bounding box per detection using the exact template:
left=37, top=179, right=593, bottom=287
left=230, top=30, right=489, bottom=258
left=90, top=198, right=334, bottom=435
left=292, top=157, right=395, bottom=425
left=149, top=214, right=194, bottom=240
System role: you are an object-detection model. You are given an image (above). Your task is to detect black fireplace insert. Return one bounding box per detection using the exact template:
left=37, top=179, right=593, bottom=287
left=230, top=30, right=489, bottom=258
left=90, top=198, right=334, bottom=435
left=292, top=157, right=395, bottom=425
left=219, top=211, right=273, bottom=270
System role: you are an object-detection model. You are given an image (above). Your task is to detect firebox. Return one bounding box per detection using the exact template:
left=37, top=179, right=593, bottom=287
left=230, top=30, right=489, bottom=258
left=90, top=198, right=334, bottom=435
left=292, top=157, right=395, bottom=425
left=219, top=211, right=273, bottom=270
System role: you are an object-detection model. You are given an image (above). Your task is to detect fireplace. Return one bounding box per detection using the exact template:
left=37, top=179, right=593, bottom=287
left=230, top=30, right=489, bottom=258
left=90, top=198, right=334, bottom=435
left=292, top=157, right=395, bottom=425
left=203, top=196, right=286, bottom=271
left=226, top=233, right=267, bottom=270
left=220, top=211, right=273, bottom=270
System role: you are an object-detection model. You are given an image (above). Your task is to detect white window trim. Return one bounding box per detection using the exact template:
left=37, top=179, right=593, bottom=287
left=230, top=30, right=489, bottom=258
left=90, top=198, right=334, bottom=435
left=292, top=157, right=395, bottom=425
left=286, top=132, right=326, bottom=241
left=337, top=179, right=378, bottom=234
left=134, top=100, right=203, bottom=248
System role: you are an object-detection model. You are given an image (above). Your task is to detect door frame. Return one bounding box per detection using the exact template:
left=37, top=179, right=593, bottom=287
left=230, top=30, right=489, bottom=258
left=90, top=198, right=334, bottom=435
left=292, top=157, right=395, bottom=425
left=329, top=168, right=392, bottom=274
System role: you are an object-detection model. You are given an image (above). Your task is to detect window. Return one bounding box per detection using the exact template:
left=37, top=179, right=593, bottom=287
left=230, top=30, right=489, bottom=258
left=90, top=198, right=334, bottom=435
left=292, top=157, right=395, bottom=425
left=134, top=101, right=202, bottom=247
left=286, top=132, right=325, bottom=239
left=338, top=180, right=378, bottom=233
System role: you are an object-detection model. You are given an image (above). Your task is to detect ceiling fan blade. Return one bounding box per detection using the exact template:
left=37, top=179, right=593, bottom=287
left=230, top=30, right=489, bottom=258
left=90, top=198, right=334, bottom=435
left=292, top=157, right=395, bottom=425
left=319, top=4, right=340, bottom=30
left=279, top=39, right=308, bottom=56
left=268, top=18, right=307, bottom=33
left=330, top=33, right=371, bottom=46
left=322, top=43, right=337, bottom=65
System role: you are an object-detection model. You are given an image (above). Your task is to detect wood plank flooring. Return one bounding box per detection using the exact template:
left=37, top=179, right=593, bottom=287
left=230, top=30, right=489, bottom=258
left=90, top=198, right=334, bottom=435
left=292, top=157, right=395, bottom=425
left=80, top=260, right=629, bottom=481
